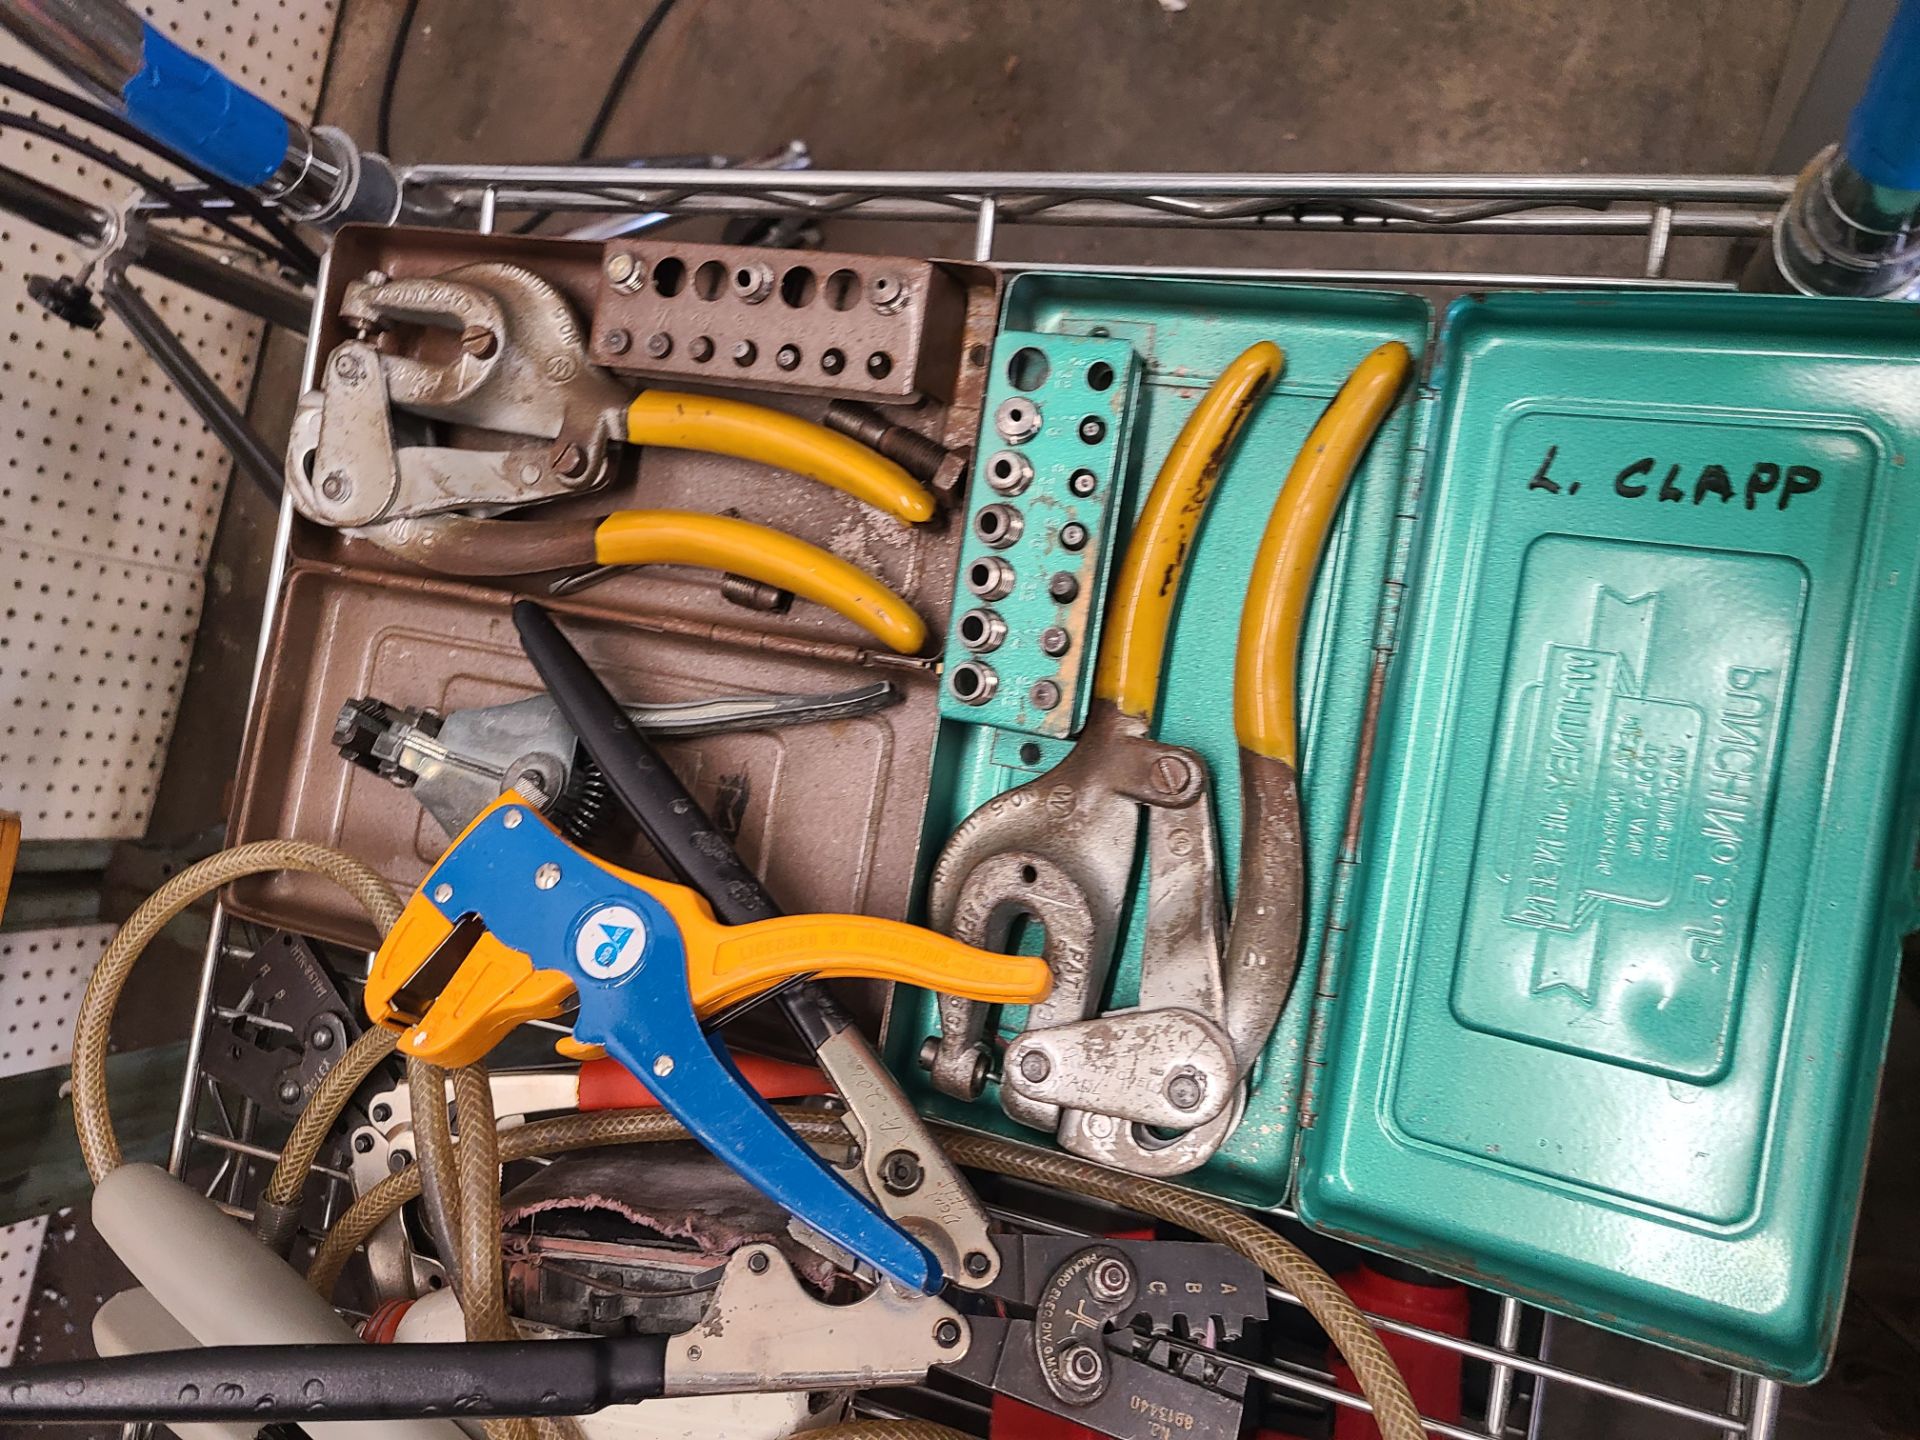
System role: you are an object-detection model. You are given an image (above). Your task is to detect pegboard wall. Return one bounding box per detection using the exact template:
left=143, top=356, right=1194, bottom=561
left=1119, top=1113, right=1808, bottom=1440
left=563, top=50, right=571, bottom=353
left=0, top=0, right=340, bottom=840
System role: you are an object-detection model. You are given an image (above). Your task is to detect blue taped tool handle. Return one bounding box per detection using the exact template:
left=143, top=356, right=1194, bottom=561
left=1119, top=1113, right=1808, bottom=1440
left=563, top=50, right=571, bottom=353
left=424, top=804, right=939, bottom=1294
left=120, top=23, right=288, bottom=188
left=1847, top=0, right=1920, bottom=190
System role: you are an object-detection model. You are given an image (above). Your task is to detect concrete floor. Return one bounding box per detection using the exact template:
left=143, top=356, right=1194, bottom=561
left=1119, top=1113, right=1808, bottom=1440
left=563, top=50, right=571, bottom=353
left=113, top=2, right=1918, bottom=1437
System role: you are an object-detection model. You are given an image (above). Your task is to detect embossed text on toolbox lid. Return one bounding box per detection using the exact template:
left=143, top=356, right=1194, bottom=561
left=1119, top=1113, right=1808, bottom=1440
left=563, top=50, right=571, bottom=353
left=1295, top=293, right=1920, bottom=1381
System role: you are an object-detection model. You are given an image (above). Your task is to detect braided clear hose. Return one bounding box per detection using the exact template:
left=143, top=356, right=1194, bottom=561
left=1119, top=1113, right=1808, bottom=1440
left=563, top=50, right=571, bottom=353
left=307, top=1110, right=1418, bottom=1440
left=73, top=840, right=401, bottom=1183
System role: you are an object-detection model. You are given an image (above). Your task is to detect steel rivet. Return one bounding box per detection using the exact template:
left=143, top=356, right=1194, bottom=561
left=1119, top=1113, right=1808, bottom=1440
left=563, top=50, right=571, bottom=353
left=732, top=339, right=758, bottom=366
left=820, top=347, right=846, bottom=375
left=934, top=1319, right=962, bottom=1349
left=1047, top=572, right=1080, bottom=603
left=747, top=1250, right=770, bottom=1274
left=277, top=1080, right=302, bottom=1104
left=775, top=343, right=802, bottom=371
left=1018, top=1049, right=1051, bottom=1083
left=371, top=1102, right=393, bottom=1123
left=353, top=1133, right=375, bottom=1154
left=309, top=1026, right=334, bottom=1050
left=502, top=809, right=522, bottom=829
left=1029, top=679, right=1062, bottom=710
left=1078, top=416, right=1107, bottom=444
left=603, top=328, right=632, bottom=356
left=964, top=1250, right=993, bottom=1277
left=652, top=1054, right=675, bottom=1078
left=534, top=862, right=562, bottom=890
left=1039, top=627, right=1071, bottom=658
left=1165, top=1068, right=1205, bottom=1112
left=1059, top=522, right=1089, bottom=551
left=645, top=330, right=673, bottom=359
left=319, top=471, right=350, bottom=502
left=688, top=335, right=715, bottom=363
left=432, top=883, right=453, bottom=904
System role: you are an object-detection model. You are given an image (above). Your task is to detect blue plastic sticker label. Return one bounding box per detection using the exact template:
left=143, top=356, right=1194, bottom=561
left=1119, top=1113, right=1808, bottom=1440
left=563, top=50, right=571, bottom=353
left=572, top=902, right=649, bottom=980
left=122, top=24, right=288, bottom=189
left=1451, top=536, right=1806, bottom=1085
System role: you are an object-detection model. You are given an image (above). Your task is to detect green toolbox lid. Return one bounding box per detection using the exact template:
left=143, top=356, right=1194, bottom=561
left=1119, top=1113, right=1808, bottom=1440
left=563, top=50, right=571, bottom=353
left=1296, top=290, right=1920, bottom=1382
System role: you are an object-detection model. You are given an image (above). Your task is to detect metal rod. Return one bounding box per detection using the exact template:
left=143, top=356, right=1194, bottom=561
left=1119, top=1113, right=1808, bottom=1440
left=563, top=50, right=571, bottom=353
left=477, top=184, right=497, bottom=235
left=401, top=165, right=1794, bottom=202
left=1645, top=201, right=1675, bottom=277
left=1486, top=1296, right=1523, bottom=1434
left=972, top=194, right=996, bottom=260
left=99, top=269, right=284, bottom=504
left=1002, top=259, right=1734, bottom=292
left=167, top=904, right=231, bottom=1173
left=414, top=190, right=1774, bottom=237
left=190, top=1130, right=347, bottom=1183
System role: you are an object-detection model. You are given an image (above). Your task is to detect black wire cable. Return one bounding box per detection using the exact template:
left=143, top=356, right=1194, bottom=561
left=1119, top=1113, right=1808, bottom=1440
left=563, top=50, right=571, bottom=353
left=0, top=111, right=313, bottom=275
left=511, top=0, right=683, bottom=234
left=375, top=0, right=423, bottom=157
left=0, top=62, right=319, bottom=276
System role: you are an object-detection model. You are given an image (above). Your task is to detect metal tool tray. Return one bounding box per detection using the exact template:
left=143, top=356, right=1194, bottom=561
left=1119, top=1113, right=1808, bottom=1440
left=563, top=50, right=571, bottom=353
left=889, top=277, right=1920, bottom=1383
left=227, top=226, right=1000, bottom=970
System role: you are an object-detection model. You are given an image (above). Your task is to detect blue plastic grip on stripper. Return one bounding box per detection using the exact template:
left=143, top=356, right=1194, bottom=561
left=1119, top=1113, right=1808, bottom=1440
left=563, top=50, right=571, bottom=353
left=121, top=24, right=288, bottom=188
left=422, top=802, right=939, bottom=1295
left=1846, top=0, right=1920, bottom=190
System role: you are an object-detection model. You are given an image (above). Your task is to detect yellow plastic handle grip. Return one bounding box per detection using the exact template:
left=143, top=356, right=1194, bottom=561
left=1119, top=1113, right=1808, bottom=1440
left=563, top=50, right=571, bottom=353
left=1091, top=341, right=1284, bottom=721
left=627, top=391, right=935, bottom=524
left=697, top=913, right=1052, bottom=1016
left=594, top=509, right=927, bottom=653
left=1235, top=342, right=1411, bottom=765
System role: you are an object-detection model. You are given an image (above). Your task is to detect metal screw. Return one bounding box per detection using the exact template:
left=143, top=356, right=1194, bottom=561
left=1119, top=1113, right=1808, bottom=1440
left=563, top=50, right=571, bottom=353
left=309, top=1026, right=334, bottom=1051
left=1047, top=572, right=1080, bottom=603
left=747, top=1250, right=770, bottom=1275
left=277, top=1080, right=302, bottom=1105
left=371, top=1102, right=393, bottom=1123
left=390, top=1148, right=414, bottom=1172
left=1030, top=679, right=1062, bottom=710
left=1165, top=1067, right=1206, bottom=1112
left=604, top=252, right=644, bottom=291
left=865, top=351, right=893, bottom=379
left=644, top=330, right=673, bottom=359
left=1018, top=1049, right=1051, bottom=1083
left=688, top=335, right=715, bottom=362
left=1040, top=627, right=1071, bottom=657
left=879, top=1149, right=924, bottom=1196
left=731, top=339, right=758, bottom=367
left=334, top=352, right=366, bottom=381
left=1069, top=469, right=1098, bottom=497
left=964, top=1250, right=993, bottom=1277
left=1089, top=1257, right=1133, bottom=1302
left=534, top=862, right=562, bottom=890
left=820, top=347, right=846, bottom=375
left=1150, top=754, right=1194, bottom=796
left=502, top=809, right=523, bottom=829
left=1078, top=416, right=1108, bottom=444
left=652, top=1054, right=675, bottom=1078
left=1059, top=522, right=1089, bottom=551
left=775, top=343, right=802, bottom=370
left=603, top=328, right=632, bottom=356
left=686, top=1345, right=702, bottom=1362
left=319, top=471, right=350, bottom=502
left=460, top=324, right=498, bottom=359
left=934, top=1319, right=962, bottom=1349
left=432, top=883, right=453, bottom=904
left=1061, top=1343, right=1106, bottom=1390
left=353, top=1133, right=375, bottom=1154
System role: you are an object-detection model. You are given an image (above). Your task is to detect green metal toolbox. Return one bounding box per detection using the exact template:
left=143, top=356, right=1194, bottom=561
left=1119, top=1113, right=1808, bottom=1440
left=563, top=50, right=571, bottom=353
left=888, top=275, right=1920, bottom=1383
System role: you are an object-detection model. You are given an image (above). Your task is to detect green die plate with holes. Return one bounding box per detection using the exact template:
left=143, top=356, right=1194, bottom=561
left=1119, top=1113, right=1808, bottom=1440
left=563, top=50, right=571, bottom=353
left=898, top=275, right=1431, bottom=1209
left=1296, top=292, right=1920, bottom=1381
left=939, top=332, right=1141, bottom=738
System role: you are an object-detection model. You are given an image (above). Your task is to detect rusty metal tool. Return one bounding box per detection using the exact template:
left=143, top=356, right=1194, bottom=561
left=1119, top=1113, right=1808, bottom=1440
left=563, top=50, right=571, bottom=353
left=284, top=261, right=935, bottom=653
left=923, top=341, right=1411, bottom=1175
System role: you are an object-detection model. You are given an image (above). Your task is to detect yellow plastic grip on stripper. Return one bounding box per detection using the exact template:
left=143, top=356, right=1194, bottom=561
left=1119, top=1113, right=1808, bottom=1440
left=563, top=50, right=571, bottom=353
left=1235, top=342, right=1411, bottom=765
left=626, top=391, right=936, bottom=523
left=1091, top=341, right=1284, bottom=721
left=592, top=509, right=927, bottom=653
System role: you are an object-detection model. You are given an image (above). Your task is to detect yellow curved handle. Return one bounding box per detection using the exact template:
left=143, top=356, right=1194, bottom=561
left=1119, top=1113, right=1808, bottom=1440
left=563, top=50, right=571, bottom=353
left=627, top=391, right=935, bottom=524
left=594, top=509, right=926, bottom=654
left=1091, top=341, right=1284, bottom=721
left=694, top=913, right=1052, bottom=1017
left=1235, top=342, right=1411, bottom=765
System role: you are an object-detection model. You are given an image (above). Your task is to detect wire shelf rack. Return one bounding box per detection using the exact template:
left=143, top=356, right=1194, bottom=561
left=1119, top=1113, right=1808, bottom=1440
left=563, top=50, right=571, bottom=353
left=172, top=168, right=1797, bottom=1440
